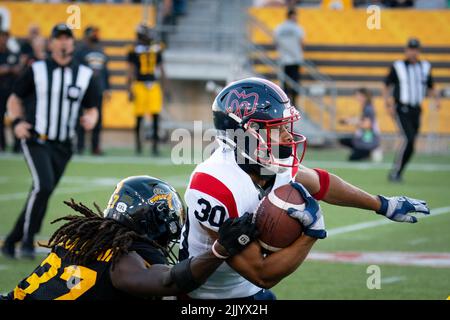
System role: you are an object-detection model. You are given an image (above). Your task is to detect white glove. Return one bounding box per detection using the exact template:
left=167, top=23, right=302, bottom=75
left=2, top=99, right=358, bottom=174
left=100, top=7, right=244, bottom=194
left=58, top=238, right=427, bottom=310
left=287, top=182, right=327, bottom=239
left=376, top=195, right=430, bottom=223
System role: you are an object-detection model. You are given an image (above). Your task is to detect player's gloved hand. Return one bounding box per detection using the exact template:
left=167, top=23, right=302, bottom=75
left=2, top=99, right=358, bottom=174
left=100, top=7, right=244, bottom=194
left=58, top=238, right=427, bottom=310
left=376, top=195, right=430, bottom=223
left=287, top=182, right=327, bottom=239
left=216, top=212, right=259, bottom=257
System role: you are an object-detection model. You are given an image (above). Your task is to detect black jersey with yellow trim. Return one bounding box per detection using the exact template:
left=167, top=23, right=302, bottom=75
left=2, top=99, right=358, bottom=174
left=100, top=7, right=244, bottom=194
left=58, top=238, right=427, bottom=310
left=127, top=43, right=163, bottom=82
left=2, top=240, right=167, bottom=300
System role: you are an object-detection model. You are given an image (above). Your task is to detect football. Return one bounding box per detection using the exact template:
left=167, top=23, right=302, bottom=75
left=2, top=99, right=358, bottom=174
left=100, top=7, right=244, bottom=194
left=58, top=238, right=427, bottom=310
left=255, top=183, right=304, bottom=252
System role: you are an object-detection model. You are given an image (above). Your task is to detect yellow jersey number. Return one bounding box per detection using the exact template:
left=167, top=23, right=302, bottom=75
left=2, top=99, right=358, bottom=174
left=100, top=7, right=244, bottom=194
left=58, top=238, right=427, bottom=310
left=13, top=252, right=97, bottom=300
left=139, top=52, right=156, bottom=76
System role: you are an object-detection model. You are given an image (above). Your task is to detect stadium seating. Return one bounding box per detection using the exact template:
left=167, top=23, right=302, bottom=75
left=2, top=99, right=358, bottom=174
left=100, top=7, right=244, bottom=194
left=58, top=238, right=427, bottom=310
left=2, top=2, right=449, bottom=133
left=249, top=7, right=450, bottom=134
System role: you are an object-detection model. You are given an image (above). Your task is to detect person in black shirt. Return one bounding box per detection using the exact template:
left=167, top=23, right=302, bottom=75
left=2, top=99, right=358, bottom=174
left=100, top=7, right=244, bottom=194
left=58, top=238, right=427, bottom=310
left=383, top=38, right=440, bottom=182
left=1, top=24, right=99, bottom=260
left=75, top=25, right=111, bottom=156
left=0, top=176, right=258, bottom=300
left=0, top=30, right=21, bottom=152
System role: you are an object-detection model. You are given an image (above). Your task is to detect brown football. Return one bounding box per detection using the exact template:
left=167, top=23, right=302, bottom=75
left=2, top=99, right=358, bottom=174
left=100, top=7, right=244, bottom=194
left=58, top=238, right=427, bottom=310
left=255, top=183, right=304, bottom=252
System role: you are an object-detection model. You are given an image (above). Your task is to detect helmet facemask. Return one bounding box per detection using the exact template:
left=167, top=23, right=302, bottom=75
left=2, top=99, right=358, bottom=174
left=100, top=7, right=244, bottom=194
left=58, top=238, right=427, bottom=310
left=146, top=194, right=184, bottom=265
left=233, top=107, right=306, bottom=176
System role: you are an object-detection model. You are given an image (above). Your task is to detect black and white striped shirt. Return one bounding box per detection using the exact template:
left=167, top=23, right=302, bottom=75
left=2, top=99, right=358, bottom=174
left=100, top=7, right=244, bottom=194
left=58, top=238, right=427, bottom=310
left=13, top=58, right=100, bottom=142
left=384, top=59, right=434, bottom=107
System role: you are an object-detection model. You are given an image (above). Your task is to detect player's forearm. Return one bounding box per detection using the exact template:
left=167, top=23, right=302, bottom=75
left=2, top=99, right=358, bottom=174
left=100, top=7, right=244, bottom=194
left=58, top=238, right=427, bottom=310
left=229, top=236, right=316, bottom=289
left=126, top=76, right=133, bottom=92
left=189, top=251, right=225, bottom=285
left=297, top=166, right=381, bottom=212
left=142, top=252, right=223, bottom=297
left=112, top=250, right=224, bottom=297
left=258, top=235, right=316, bottom=288
left=7, top=94, right=25, bottom=120
left=382, top=85, right=394, bottom=108
left=84, top=107, right=99, bottom=124
left=323, top=173, right=381, bottom=212
left=126, top=64, right=135, bottom=91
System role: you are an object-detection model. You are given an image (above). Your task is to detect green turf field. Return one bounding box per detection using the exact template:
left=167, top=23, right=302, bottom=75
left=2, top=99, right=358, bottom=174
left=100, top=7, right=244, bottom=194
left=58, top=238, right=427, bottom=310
left=0, top=147, right=449, bottom=300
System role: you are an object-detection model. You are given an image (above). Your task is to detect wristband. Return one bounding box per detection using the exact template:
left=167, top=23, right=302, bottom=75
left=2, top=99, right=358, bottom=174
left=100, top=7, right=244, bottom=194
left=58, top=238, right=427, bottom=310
left=312, top=168, right=330, bottom=201
left=212, top=240, right=229, bottom=260
left=170, top=258, right=200, bottom=292
left=376, top=195, right=388, bottom=215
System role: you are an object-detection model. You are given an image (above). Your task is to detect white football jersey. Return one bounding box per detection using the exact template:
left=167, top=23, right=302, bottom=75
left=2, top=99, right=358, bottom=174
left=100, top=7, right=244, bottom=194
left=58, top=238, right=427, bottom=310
left=179, top=143, right=294, bottom=299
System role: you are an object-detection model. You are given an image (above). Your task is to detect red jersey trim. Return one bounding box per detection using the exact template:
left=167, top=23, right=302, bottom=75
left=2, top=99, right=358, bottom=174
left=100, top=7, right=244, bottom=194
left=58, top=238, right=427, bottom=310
left=189, top=172, right=239, bottom=218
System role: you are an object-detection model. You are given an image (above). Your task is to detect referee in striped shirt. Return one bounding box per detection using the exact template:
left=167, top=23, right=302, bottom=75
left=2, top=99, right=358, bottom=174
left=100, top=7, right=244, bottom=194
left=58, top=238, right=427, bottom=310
left=1, top=24, right=99, bottom=259
left=383, top=38, right=440, bottom=183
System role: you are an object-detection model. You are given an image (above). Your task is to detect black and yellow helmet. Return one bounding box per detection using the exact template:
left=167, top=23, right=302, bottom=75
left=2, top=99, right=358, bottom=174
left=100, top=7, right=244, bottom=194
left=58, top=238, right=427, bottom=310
left=104, top=176, right=184, bottom=247
left=136, top=23, right=153, bottom=43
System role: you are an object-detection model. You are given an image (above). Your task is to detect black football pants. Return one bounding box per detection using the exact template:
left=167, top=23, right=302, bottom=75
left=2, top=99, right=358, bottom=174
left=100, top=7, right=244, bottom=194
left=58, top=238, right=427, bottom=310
left=391, top=105, right=421, bottom=178
left=5, top=139, right=72, bottom=248
left=282, top=64, right=301, bottom=105
left=135, top=114, right=160, bottom=154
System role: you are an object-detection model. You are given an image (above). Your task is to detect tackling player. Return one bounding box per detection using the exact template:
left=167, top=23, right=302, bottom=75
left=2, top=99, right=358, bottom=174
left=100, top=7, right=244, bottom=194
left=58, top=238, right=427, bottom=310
left=1, top=176, right=257, bottom=300
left=179, top=77, right=430, bottom=300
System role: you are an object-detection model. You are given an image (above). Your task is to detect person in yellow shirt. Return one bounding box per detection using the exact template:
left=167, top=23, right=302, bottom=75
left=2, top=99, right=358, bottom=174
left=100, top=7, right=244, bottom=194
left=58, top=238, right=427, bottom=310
left=127, top=24, right=168, bottom=156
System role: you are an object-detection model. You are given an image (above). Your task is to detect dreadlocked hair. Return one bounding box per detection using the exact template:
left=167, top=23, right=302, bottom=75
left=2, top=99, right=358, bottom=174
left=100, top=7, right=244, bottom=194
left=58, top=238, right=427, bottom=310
left=41, top=199, right=164, bottom=268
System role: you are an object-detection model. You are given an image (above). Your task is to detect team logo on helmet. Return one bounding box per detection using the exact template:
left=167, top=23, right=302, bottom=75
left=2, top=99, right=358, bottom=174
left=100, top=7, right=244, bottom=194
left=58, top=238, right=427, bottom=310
left=153, top=187, right=166, bottom=195
left=148, top=192, right=174, bottom=210
left=225, top=89, right=259, bottom=119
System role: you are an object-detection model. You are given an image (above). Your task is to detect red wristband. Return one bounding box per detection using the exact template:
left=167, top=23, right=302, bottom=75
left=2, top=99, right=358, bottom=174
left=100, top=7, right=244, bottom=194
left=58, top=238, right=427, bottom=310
left=312, top=168, right=330, bottom=201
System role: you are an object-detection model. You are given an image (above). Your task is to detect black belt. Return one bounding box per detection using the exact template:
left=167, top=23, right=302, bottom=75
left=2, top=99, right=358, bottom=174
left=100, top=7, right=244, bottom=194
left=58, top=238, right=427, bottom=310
left=28, top=131, right=71, bottom=146
left=396, top=103, right=421, bottom=108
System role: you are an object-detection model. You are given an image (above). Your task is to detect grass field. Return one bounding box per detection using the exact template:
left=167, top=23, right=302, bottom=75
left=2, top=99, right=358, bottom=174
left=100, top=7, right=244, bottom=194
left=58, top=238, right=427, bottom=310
left=0, top=147, right=449, bottom=300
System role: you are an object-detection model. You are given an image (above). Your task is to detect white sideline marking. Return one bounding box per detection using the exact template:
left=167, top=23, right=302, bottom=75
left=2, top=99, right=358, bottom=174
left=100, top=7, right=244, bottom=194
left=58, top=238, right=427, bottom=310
left=408, top=238, right=429, bottom=245
left=381, top=276, right=406, bottom=284
left=0, top=153, right=175, bottom=166
left=0, top=186, right=108, bottom=202
left=1, top=153, right=450, bottom=171
left=0, top=175, right=188, bottom=202
left=0, top=265, right=8, bottom=271
left=307, top=251, right=450, bottom=268
left=72, top=155, right=176, bottom=165
left=328, top=206, right=450, bottom=237
left=63, top=176, right=121, bottom=186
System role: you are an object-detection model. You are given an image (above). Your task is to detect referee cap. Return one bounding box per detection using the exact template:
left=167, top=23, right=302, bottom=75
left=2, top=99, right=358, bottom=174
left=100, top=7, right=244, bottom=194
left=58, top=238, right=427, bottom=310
left=51, top=23, right=74, bottom=39
left=407, top=38, right=421, bottom=49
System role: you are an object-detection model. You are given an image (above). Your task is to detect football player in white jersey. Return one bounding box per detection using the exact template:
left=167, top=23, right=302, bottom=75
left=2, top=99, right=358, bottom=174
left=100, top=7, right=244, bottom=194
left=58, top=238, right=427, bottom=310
left=179, top=77, right=430, bottom=300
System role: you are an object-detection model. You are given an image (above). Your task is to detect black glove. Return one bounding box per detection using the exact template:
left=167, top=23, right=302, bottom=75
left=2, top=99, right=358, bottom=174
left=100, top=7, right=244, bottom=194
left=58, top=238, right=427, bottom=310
left=217, top=212, right=259, bottom=257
